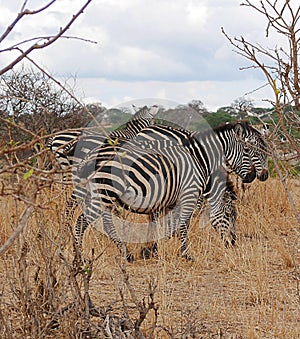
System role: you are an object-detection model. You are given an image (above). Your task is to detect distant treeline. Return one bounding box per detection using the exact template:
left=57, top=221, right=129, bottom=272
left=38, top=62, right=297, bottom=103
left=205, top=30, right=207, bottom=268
left=1, top=68, right=300, bottom=148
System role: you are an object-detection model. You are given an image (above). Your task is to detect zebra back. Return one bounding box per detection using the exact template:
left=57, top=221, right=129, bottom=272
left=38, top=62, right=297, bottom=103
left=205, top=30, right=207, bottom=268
left=108, top=105, right=158, bottom=140
left=47, top=105, right=159, bottom=180
left=134, top=121, right=268, bottom=183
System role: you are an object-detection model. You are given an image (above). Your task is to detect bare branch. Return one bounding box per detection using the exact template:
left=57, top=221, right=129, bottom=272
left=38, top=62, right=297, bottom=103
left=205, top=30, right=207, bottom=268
left=0, top=35, right=97, bottom=53
left=0, top=1, right=56, bottom=44
left=0, top=0, right=92, bottom=75
left=223, top=3, right=300, bottom=241
left=270, top=142, right=300, bottom=226
left=0, top=188, right=37, bottom=256
left=25, top=55, right=105, bottom=133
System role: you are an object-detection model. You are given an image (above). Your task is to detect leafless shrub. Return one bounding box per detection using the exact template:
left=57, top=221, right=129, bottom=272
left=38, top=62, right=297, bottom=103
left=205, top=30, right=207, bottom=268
left=0, top=66, right=92, bottom=145
left=222, top=1, right=300, bottom=305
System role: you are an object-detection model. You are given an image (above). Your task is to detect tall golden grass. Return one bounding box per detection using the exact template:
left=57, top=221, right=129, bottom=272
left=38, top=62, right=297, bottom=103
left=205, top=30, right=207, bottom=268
left=0, top=177, right=299, bottom=338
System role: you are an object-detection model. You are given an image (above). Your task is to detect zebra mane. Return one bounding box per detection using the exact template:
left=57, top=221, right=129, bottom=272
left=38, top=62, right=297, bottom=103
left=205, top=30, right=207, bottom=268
left=214, top=120, right=248, bottom=131
left=157, top=121, right=250, bottom=141
left=158, top=120, right=259, bottom=142
left=131, top=105, right=157, bottom=120
left=214, top=120, right=262, bottom=137
left=213, top=121, right=269, bottom=156
left=225, top=176, right=237, bottom=201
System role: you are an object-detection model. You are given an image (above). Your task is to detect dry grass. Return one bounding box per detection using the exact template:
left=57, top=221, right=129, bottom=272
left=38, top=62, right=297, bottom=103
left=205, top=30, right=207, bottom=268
left=0, top=177, right=300, bottom=338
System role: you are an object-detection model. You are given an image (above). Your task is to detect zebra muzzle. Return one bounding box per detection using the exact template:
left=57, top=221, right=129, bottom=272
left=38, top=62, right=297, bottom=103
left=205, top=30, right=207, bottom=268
left=258, top=168, right=268, bottom=181
left=242, top=165, right=256, bottom=183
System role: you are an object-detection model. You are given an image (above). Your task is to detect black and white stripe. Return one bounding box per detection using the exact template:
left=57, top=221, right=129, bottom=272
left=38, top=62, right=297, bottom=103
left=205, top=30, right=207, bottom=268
left=132, top=121, right=268, bottom=247
left=77, top=138, right=207, bottom=260
left=134, top=121, right=268, bottom=183
left=47, top=105, right=159, bottom=235
left=47, top=105, right=158, bottom=179
left=195, top=168, right=237, bottom=245
left=75, top=121, right=268, bottom=260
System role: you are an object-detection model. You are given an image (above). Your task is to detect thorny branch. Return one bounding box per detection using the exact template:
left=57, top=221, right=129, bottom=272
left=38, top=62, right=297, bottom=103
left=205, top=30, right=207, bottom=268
left=0, top=35, right=97, bottom=53
left=226, top=1, right=300, bottom=109
left=120, top=264, right=158, bottom=337
left=222, top=0, right=300, bottom=155
left=25, top=56, right=105, bottom=132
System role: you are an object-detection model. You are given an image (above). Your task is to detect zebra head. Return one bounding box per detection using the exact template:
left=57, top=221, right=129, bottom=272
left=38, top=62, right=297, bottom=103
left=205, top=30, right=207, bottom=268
left=234, top=122, right=269, bottom=182
left=219, top=179, right=237, bottom=246
left=217, top=122, right=269, bottom=183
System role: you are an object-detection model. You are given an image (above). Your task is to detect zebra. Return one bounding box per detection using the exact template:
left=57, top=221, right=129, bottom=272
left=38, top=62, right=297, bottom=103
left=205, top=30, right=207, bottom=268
left=47, top=105, right=159, bottom=239
left=76, top=138, right=208, bottom=261
left=74, top=121, right=268, bottom=261
left=131, top=121, right=268, bottom=248
left=141, top=168, right=238, bottom=259
left=49, top=118, right=268, bottom=260
left=133, top=121, right=269, bottom=183
left=195, top=167, right=237, bottom=244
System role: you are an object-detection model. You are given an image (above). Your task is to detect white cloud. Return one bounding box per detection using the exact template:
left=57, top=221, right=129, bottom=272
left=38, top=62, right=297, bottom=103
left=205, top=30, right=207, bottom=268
left=186, top=2, right=208, bottom=26
left=0, top=0, right=282, bottom=108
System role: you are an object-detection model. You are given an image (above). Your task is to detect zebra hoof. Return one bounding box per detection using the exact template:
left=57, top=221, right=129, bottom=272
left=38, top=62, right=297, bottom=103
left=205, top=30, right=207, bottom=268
left=229, top=237, right=236, bottom=246
left=140, top=247, right=152, bottom=260
left=231, top=233, right=237, bottom=246
left=126, top=252, right=135, bottom=263
left=221, top=232, right=236, bottom=248
left=181, top=252, right=194, bottom=262
left=140, top=243, right=158, bottom=260
left=223, top=236, right=236, bottom=248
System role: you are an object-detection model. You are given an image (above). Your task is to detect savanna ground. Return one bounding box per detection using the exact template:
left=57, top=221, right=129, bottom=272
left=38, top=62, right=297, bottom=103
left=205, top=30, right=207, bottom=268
left=0, top=176, right=300, bottom=338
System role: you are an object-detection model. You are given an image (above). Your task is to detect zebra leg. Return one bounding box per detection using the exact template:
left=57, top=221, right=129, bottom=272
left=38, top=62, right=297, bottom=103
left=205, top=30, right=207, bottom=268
left=210, top=208, right=237, bottom=246
left=64, top=192, right=79, bottom=228
left=101, top=209, right=134, bottom=262
left=140, top=212, right=160, bottom=260
left=139, top=207, right=180, bottom=260
left=220, top=192, right=237, bottom=246
left=74, top=213, right=90, bottom=249
left=66, top=187, right=93, bottom=267
left=63, top=191, right=87, bottom=269
left=209, top=186, right=237, bottom=246
left=166, top=205, right=181, bottom=239
left=140, top=242, right=158, bottom=260
left=193, top=194, right=206, bottom=219
left=176, top=200, right=195, bottom=261
left=75, top=207, right=134, bottom=262
left=72, top=213, right=90, bottom=269
left=179, top=219, right=194, bottom=261
left=222, top=188, right=237, bottom=246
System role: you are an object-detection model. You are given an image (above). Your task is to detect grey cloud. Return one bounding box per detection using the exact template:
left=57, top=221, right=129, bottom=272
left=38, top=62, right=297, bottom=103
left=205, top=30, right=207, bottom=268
left=1, top=1, right=272, bottom=85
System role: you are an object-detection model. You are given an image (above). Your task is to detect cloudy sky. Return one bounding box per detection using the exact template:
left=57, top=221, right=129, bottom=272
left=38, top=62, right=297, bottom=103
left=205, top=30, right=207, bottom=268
left=0, top=0, right=280, bottom=110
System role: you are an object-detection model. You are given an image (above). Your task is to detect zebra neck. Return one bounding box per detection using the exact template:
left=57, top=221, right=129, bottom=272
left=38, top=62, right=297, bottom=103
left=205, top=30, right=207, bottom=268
left=191, top=130, right=224, bottom=175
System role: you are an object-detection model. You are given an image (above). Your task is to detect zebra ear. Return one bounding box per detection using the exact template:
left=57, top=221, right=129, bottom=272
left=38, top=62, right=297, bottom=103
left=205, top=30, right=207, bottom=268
left=132, top=104, right=138, bottom=113
left=234, top=123, right=245, bottom=138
